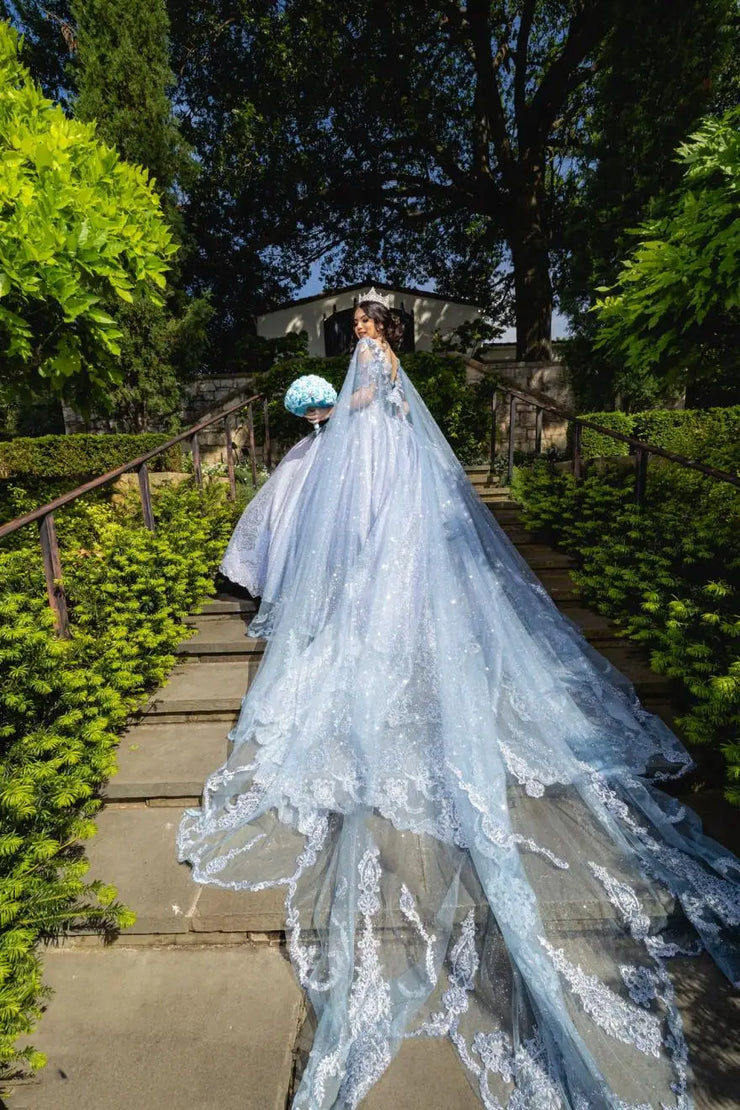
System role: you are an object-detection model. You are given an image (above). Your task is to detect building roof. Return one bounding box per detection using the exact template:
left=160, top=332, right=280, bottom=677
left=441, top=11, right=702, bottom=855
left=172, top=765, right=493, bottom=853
left=260, top=281, right=482, bottom=314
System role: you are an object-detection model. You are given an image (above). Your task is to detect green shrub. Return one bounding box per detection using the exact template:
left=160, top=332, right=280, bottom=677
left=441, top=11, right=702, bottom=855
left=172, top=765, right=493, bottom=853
left=0, top=478, right=244, bottom=1078
left=632, top=406, right=740, bottom=472
left=0, top=434, right=183, bottom=480
left=512, top=457, right=740, bottom=802
left=574, top=405, right=740, bottom=471
left=578, top=412, right=634, bottom=459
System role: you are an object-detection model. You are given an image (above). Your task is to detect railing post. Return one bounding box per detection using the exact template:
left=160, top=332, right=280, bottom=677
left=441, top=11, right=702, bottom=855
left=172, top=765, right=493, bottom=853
left=39, top=513, right=69, bottom=638
left=535, top=407, right=543, bottom=456
left=572, top=421, right=583, bottom=479
left=635, top=448, right=649, bottom=506
left=191, top=433, right=203, bottom=490
left=247, top=402, right=257, bottom=488
left=263, top=397, right=272, bottom=473
left=507, top=394, right=516, bottom=486
left=225, top=414, right=236, bottom=502
left=489, top=390, right=498, bottom=472
left=137, top=463, right=155, bottom=532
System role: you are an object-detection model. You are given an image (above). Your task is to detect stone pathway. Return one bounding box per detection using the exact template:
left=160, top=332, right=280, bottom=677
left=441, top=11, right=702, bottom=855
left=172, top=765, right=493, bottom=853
left=6, top=477, right=739, bottom=1109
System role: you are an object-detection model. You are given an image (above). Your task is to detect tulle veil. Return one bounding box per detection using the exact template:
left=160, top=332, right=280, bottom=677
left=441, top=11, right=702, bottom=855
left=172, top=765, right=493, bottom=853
left=179, top=338, right=740, bottom=1109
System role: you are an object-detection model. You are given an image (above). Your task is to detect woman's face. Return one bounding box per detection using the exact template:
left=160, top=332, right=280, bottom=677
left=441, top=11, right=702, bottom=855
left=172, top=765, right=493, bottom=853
left=354, top=308, right=381, bottom=341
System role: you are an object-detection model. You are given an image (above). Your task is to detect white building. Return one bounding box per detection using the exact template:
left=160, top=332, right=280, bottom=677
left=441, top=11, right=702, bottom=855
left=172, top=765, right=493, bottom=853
left=256, top=282, right=483, bottom=357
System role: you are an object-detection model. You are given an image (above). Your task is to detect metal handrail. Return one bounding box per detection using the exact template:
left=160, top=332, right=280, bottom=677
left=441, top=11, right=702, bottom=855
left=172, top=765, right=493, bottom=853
left=470, top=361, right=740, bottom=495
left=0, top=389, right=270, bottom=637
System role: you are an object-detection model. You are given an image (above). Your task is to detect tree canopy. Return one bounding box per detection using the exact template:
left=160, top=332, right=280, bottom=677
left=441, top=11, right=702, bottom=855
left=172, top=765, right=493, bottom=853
left=595, top=108, right=740, bottom=408
left=71, top=0, right=185, bottom=195
left=166, top=0, right=740, bottom=367
left=2, top=1, right=739, bottom=397
left=0, top=22, right=176, bottom=405
left=558, top=0, right=738, bottom=409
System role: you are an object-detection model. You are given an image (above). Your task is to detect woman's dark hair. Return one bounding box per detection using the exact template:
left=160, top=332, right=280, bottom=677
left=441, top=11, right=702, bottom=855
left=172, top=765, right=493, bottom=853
left=356, top=300, right=405, bottom=351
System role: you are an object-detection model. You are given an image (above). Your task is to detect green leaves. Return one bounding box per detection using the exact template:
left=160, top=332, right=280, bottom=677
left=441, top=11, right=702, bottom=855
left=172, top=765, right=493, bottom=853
left=513, top=443, right=740, bottom=803
left=0, top=476, right=243, bottom=1077
left=594, top=107, right=740, bottom=404
left=0, top=22, right=176, bottom=403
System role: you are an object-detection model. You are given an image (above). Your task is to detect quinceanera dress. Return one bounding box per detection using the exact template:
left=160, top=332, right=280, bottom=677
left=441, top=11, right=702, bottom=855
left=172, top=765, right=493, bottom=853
left=220, top=415, right=331, bottom=632
left=179, top=336, right=740, bottom=1109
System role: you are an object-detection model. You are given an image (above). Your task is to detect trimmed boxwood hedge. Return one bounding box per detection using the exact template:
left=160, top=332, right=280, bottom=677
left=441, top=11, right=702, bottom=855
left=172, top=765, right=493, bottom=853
left=0, top=434, right=183, bottom=480
left=579, top=412, right=633, bottom=459
left=579, top=406, right=740, bottom=468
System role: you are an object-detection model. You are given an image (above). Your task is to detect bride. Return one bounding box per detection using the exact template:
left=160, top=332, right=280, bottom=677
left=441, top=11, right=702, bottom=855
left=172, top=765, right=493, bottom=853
left=179, top=290, right=740, bottom=1109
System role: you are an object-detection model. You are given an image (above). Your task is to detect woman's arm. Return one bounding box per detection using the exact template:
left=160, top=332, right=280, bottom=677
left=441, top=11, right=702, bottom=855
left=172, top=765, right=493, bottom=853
left=349, top=338, right=384, bottom=409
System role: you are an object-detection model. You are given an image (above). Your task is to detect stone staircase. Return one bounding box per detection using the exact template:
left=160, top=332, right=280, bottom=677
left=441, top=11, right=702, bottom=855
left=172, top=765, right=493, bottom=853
left=11, top=468, right=739, bottom=1110
left=69, top=472, right=696, bottom=950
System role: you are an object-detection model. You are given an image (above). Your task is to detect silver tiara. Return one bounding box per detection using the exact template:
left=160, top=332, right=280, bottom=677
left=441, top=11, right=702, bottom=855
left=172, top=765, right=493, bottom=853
left=358, top=286, right=391, bottom=308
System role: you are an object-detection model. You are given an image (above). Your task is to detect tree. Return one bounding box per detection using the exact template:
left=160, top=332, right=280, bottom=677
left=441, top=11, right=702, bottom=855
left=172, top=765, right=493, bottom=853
left=97, top=295, right=212, bottom=433
left=0, top=22, right=176, bottom=407
left=0, top=1, right=74, bottom=106
left=67, top=0, right=210, bottom=429
left=167, top=0, right=619, bottom=362
left=70, top=0, right=187, bottom=197
left=557, top=0, right=738, bottom=409
left=594, top=108, right=740, bottom=407
left=9, top=2, right=735, bottom=381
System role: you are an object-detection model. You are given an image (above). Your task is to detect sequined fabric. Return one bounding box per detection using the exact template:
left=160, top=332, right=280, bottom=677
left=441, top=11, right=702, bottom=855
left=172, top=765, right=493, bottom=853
left=179, top=337, right=740, bottom=1109
left=219, top=429, right=325, bottom=597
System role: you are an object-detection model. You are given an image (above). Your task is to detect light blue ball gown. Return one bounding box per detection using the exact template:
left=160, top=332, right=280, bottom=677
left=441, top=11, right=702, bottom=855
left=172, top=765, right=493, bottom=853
left=179, top=337, right=740, bottom=1109
left=219, top=417, right=329, bottom=604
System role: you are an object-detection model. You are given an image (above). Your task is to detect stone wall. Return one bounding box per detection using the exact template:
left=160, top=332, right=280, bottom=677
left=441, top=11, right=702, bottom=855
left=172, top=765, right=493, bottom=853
left=181, top=374, right=259, bottom=466
left=466, top=356, right=573, bottom=455
left=63, top=357, right=574, bottom=466
left=63, top=373, right=263, bottom=468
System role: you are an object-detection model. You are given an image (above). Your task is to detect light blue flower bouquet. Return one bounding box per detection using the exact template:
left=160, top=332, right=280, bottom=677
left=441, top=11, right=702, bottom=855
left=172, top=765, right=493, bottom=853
left=284, top=375, right=337, bottom=417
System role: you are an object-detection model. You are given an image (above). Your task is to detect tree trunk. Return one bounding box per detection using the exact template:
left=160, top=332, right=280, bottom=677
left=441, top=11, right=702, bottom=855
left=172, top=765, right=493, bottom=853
left=509, top=168, right=553, bottom=362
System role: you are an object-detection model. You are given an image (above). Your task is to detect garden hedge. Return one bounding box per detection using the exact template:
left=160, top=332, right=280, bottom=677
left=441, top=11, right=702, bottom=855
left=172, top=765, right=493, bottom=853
left=0, top=433, right=183, bottom=480
left=0, top=478, right=245, bottom=1079
left=511, top=453, right=740, bottom=803
left=579, top=405, right=740, bottom=467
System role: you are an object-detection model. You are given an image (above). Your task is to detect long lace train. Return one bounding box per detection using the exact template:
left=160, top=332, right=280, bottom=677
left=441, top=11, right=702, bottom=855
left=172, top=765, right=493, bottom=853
left=178, top=338, right=739, bottom=1108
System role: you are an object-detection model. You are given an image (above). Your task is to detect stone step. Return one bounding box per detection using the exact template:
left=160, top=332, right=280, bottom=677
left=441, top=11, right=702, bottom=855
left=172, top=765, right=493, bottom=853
left=76, top=805, right=286, bottom=939
left=469, top=480, right=509, bottom=492
left=196, top=597, right=257, bottom=618
left=511, top=545, right=576, bottom=570
left=175, top=606, right=618, bottom=671
left=479, top=496, right=520, bottom=510
left=137, top=661, right=258, bottom=722
left=105, top=722, right=230, bottom=802
left=595, top=642, right=672, bottom=697
left=556, top=605, right=621, bottom=644
left=464, top=465, right=504, bottom=478
left=639, top=698, right=680, bottom=730
left=488, top=507, right=524, bottom=526
left=174, top=606, right=616, bottom=662
left=533, top=568, right=580, bottom=602
left=11, top=946, right=303, bottom=1110
left=497, top=526, right=539, bottom=545
left=178, top=617, right=265, bottom=660
left=73, top=801, right=677, bottom=947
